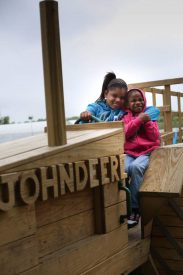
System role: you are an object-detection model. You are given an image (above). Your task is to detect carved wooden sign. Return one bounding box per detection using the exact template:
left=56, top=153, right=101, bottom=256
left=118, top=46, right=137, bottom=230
left=0, top=154, right=125, bottom=211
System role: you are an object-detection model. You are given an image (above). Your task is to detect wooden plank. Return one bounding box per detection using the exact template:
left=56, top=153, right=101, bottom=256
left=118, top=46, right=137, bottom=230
left=151, top=247, right=174, bottom=275
left=0, top=204, right=36, bottom=246
left=161, top=132, right=174, bottom=146
left=171, top=111, right=179, bottom=115
left=144, top=87, right=164, bottom=94
left=103, top=180, right=126, bottom=207
left=37, top=209, right=94, bottom=257
left=140, top=197, right=167, bottom=227
left=153, top=218, right=183, bottom=259
left=140, top=255, right=161, bottom=275
left=0, top=134, right=47, bottom=160
left=154, top=268, right=183, bottom=275
left=151, top=247, right=182, bottom=261
left=36, top=225, right=128, bottom=275
left=140, top=146, right=183, bottom=196
left=105, top=201, right=127, bottom=233
left=2, top=132, right=124, bottom=174
left=81, top=238, right=150, bottom=275
left=152, top=226, right=183, bottom=238
left=128, top=77, right=183, bottom=89
left=0, top=131, right=97, bottom=160
left=0, top=129, right=123, bottom=174
left=151, top=237, right=183, bottom=249
left=156, top=259, right=183, bottom=271
left=66, top=121, right=123, bottom=131
left=20, top=266, right=40, bottom=275
left=140, top=197, right=174, bottom=238
left=171, top=91, right=179, bottom=96
left=174, top=197, right=183, bottom=207
left=36, top=188, right=93, bottom=227
left=40, top=0, right=66, bottom=146
left=159, top=105, right=171, bottom=112
left=0, top=235, right=38, bottom=274
left=93, top=155, right=126, bottom=234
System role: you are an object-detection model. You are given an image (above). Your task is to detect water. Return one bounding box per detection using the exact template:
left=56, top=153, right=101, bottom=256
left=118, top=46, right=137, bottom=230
left=0, top=121, right=46, bottom=143
left=0, top=121, right=180, bottom=144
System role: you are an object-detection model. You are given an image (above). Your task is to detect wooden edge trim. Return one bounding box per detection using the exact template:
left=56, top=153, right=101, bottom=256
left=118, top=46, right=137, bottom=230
left=66, top=121, right=123, bottom=131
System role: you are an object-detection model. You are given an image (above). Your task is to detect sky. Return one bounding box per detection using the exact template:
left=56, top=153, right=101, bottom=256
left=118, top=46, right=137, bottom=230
left=0, top=0, right=183, bottom=122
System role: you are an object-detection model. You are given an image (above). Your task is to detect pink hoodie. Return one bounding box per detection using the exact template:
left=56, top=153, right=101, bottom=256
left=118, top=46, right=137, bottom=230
left=123, top=89, right=160, bottom=157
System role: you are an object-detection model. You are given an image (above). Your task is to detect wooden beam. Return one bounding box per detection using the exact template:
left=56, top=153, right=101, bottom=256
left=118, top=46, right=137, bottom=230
left=40, top=0, right=66, bottom=146
left=129, top=77, right=183, bottom=89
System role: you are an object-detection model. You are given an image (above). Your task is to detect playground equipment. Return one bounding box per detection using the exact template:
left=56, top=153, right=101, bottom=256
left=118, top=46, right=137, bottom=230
left=0, top=1, right=183, bottom=274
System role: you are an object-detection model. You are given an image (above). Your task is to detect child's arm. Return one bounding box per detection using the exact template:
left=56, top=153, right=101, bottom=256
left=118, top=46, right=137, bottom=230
left=144, top=121, right=160, bottom=141
left=124, top=113, right=151, bottom=139
left=124, top=116, right=144, bottom=139
left=80, top=103, right=98, bottom=121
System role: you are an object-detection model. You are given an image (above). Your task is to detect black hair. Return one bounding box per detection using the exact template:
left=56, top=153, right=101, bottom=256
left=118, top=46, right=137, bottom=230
left=97, top=72, right=128, bottom=101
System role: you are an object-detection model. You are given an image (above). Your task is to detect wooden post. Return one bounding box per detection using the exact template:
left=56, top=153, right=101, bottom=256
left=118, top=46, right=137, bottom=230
left=152, top=89, right=156, bottom=106
left=163, top=85, right=172, bottom=144
left=40, top=0, right=66, bottom=146
left=178, top=94, right=182, bottom=143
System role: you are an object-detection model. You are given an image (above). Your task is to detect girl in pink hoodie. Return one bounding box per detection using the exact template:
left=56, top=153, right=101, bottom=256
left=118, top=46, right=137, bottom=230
left=123, top=88, right=160, bottom=228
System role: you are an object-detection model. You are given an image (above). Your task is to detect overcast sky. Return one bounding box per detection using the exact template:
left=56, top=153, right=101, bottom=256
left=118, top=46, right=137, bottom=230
left=0, top=0, right=183, bottom=122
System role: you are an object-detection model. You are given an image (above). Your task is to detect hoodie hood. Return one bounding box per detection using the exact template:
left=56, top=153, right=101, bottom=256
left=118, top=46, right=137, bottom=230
left=127, top=88, right=147, bottom=113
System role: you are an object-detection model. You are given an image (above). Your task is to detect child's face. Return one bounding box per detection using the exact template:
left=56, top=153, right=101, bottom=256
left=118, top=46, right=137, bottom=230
left=128, top=91, right=145, bottom=113
left=105, top=87, right=127, bottom=110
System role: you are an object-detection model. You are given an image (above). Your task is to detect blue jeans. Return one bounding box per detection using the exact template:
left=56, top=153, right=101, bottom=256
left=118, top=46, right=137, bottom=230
left=125, top=153, right=150, bottom=209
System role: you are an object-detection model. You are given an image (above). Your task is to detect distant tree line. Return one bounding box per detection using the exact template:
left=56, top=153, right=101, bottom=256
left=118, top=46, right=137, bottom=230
left=0, top=116, right=10, bottom=125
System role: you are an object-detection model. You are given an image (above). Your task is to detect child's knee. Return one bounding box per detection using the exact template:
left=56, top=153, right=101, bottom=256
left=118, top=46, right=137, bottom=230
left=130, top=162, right=145, bottom=174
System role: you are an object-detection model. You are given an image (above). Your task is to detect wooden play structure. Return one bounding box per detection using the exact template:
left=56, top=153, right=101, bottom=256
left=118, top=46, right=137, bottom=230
left=0, top=1, right=183, bottom=274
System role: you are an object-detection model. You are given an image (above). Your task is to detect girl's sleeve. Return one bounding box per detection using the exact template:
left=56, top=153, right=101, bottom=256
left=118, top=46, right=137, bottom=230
left=124, top=116, right=143, bottom=139
left=144, top=121, right=160, bottom=141
left=86, top=103, right=98, bottom=116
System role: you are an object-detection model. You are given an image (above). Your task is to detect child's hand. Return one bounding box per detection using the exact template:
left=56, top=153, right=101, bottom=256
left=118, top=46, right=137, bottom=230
left=139, top=113, right=151, bottom=123
left=80, top=111, right=92, bottom=121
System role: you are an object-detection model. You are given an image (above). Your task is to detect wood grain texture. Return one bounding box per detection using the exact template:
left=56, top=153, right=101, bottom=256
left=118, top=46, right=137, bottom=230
left=37, top=210, right=94, bottom=257
left=0, top=235, right=38, bottom=275
left=0, top=205, right=36, bottom=246
left=103, top=181, right=126, bottom=207
left=0, top=129, right=124, bottom=174
left=35, top=225, right=128, bottom=275
left=36, top=188, right=93, bottom=227
left=140, top=146, right=183, bottom=196
left=66, top=121, right=123, bottom=131
left=82, top=238, right=150, bottom=275
left=0, top=124, right=129, bottom=274
left=40, top=0, right=66, bottom=146
left=104, top=201, right=127, bottom=232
